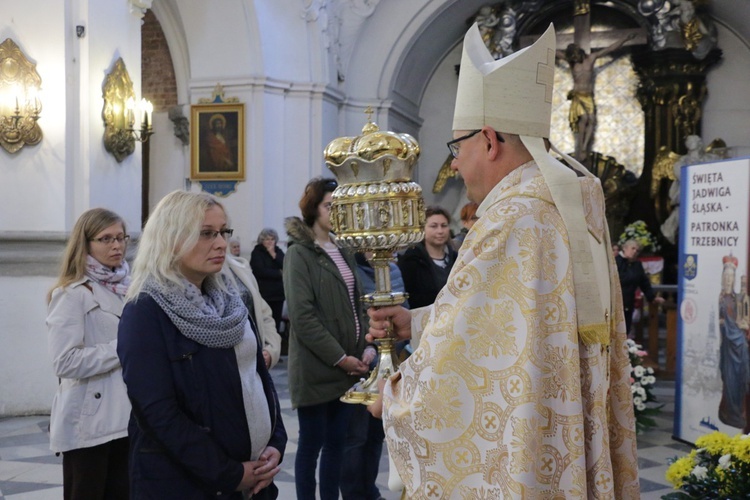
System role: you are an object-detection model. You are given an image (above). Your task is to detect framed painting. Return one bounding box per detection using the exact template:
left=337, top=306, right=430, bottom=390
left=190, top=103, right=245, bottom=180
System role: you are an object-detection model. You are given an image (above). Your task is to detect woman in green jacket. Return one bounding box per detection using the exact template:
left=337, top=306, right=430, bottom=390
left=283, top=177, right=373, bottom=500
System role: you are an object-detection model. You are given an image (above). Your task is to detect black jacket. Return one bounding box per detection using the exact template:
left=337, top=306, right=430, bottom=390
left=250, top=244, right=285, bottom=302
left=616, top=254, right=656, bottom=311
left=118, top=295, right=286, bottom=499
left=398, top=242, right=458, bottom=309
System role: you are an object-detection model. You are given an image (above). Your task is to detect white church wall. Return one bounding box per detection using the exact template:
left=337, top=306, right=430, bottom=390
left=255, top=0, right=319, bottom=81
left=0, top=276, right=57, bottom=415
left=703, top=23, right=750, bottom=150
left=149, top=111, right=189, bottom=211
left=0, top=3, right=67, bottom=232
left=174, top=2, right=261, bottom=81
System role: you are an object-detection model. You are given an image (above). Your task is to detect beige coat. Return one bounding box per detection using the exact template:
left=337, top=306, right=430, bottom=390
left=227, top=256, right=282, bottom=368
left=46, top=278, right=130, bottom=453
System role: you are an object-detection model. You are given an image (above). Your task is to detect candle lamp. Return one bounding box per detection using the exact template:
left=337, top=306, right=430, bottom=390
left=102, top=58, right=153, bottom=162
left=0, top=39, right=43, bottom=154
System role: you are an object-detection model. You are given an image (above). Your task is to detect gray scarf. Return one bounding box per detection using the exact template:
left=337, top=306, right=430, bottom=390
left=142, top=275, right=247, bottom=348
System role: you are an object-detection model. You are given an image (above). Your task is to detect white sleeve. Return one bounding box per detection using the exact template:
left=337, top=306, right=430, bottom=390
left=46, top=287, right=121, bottom=379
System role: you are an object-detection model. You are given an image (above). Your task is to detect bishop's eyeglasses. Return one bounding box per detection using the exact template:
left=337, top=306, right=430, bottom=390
left=447, top=129, right=504, bottom=158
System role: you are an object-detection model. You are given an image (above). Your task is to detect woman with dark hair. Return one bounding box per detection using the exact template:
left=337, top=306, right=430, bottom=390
left=283, top=177, right=373, bottom=500
left=46, top=208, right=131, bottom=500
left=117, top=191, right=286, bottom=498
left=398, top=205, right=458, bottom=309
left=250, top=228, right=285, bottom=333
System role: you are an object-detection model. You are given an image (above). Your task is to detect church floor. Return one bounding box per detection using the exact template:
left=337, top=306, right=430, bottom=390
left=0, top=359, right=689, bottom=499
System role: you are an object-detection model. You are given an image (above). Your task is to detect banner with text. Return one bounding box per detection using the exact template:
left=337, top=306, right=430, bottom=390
left=676, top=158, right=750, bottom=443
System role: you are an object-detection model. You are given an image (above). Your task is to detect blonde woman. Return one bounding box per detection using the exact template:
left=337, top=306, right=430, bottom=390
left=117, top=191, right=286, bottom=499
left=46, top=208, right=131, bottom=500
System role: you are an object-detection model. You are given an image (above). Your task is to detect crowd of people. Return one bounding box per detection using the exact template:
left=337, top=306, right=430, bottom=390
left=45, top=21, right=654, bottom=500
left=45, top=177, right=475, bottom=499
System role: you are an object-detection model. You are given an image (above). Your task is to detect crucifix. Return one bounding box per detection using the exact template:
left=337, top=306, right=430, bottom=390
left=556, top=0, right=639, bottom=164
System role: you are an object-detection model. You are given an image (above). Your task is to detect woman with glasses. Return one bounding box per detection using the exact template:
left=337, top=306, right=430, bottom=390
left=117, top=191, right=286, bottom=499
left=283, top=177, right=372, bottom=500
left=46, top=208, right=132, bottom=500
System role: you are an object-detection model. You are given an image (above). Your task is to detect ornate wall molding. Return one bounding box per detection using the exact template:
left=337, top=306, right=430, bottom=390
left=302, top=0, right=381, bottom=81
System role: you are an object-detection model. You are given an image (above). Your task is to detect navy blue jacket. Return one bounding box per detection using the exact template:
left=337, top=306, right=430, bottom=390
left=615, top=254, right=656, bottom=311
left=117, top=294, right=286, bottom=499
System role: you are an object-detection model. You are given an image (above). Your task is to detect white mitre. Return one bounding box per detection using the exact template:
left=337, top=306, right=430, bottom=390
left=454, top=23, right=613, bottom=345
left=453, top=22, right=555, bottom=137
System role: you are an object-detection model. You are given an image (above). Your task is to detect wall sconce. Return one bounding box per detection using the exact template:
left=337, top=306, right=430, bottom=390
left=102, top=57, right=153, bottom=163
left=0, top=38, right=43, bottom=154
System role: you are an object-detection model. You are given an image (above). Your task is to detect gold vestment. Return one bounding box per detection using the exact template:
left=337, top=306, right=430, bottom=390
left=384, top=162, right=639, bottom=498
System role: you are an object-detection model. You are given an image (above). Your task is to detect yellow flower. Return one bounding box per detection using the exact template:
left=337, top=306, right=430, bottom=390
left=715, top=467, right=726, bottom=482
left=729, top=434, right=750, bottom=462
left=696, top=431, right=732, bottom=455
left=666, top=452, right=697, bottom=488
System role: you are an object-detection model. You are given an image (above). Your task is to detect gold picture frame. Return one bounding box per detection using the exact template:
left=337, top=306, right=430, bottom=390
left=190, top=103, right=245, bottom=180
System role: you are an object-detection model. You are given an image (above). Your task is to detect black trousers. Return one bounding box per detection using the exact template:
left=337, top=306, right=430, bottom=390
left=62, top=437, right=129, bottom=500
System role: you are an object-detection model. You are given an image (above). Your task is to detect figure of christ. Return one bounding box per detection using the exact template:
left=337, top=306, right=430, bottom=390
left=557, top=32, right=636, bottom=163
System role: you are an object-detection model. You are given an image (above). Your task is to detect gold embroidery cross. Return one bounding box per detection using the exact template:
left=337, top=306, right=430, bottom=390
left=426, top=483, right=440, bottom=497
left=484, top=415, right=498, bottom=429
left=509, top=378, right=521, bottom=393
left=544, top=306, right=557, bottom=321
left=457, top=274, right=470, bottom=288
left=596, top=474, right=612, bottom=489
left=537, top=48, right=555, bottom=103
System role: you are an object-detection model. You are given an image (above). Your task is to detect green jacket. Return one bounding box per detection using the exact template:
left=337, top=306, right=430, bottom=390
left=282, top=217, right=367, bottom=408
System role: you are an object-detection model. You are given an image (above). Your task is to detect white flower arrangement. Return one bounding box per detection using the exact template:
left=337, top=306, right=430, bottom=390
left=619, top=220, right=661, bottom=254
left=626, top=338, right=662, bottom=433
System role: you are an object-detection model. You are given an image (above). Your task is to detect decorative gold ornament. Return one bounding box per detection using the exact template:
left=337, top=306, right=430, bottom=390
left=0, top=38, right=43, bottom=154
left=198, top=83, right=240, bottom=104
left=432, top=153, right=458, bottom=193
left=573, top=0, right=591, bottom=16
left=325, top=108, right=425, bottom=405
left=102, top=58, right=153, bottom=163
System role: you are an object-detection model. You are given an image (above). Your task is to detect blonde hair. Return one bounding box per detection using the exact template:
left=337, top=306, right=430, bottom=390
left=127, top=190, right=226, bottom=301
left=47, top=208, right=126, bottom=303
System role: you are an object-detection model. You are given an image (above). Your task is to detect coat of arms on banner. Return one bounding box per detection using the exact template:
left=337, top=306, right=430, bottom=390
left=684, top=254, right=698, bottom=280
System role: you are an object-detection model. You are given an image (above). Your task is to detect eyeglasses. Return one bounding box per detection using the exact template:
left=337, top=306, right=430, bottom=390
left=90, top=235, right=130, bottom=245
left=199, top=228, right=234, bottom=241
left=446, top=129, right=505, bottom=158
